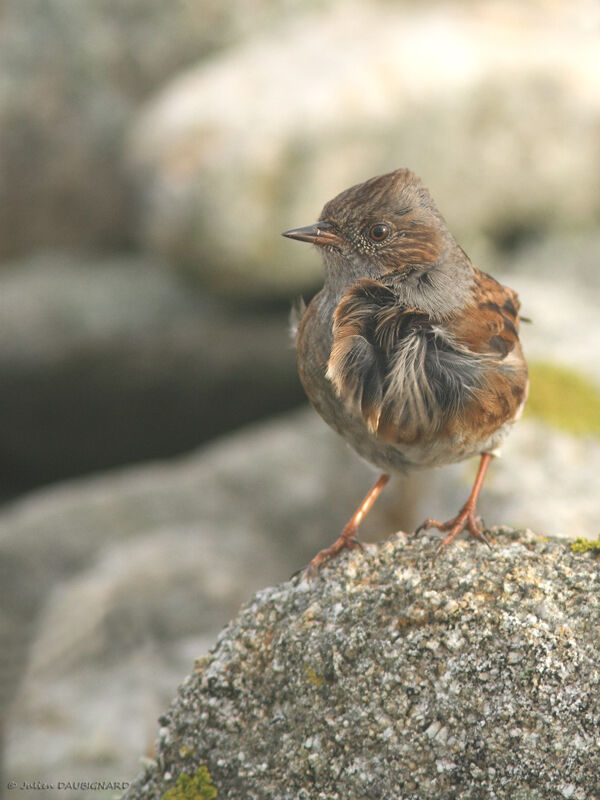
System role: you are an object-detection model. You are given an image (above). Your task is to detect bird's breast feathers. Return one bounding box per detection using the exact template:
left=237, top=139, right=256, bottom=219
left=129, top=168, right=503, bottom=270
left=325, top=271, right=528, bottom=450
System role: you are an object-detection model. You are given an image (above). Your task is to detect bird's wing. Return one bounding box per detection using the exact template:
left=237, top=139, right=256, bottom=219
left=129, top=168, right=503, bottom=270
left=448, top=269, right=522, bottom=358
left=441, top=269, right=528, bottom=438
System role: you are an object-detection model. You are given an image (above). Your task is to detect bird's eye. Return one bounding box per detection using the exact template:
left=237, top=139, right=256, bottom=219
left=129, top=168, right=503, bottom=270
left=369, top=223, right=390, bottom=242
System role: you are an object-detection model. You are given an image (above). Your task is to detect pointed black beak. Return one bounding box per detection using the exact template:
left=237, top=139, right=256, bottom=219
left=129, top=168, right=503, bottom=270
left=282, top=221, right=342, bottom=247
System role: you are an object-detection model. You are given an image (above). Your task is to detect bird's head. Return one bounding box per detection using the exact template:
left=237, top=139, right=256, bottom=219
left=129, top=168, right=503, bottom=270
left=282, top=169, right=448, bottom=288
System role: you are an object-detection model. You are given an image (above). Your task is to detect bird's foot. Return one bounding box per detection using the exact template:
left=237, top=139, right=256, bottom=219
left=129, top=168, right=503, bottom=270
left=415, top=503, right=492, bottom=558
left=304, top=524, right=363, bottom=577
left=294, top=473, right=389, bottom=578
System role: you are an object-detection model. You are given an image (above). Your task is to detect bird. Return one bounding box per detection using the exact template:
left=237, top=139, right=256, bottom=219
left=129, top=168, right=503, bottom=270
left=282, top=168, right=528, bottom=572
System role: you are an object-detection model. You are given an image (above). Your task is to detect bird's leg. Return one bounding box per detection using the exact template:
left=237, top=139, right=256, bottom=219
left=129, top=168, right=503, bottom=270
left=416, top=453, right=494, bottom=553
left=306, top=473, right=390, bottom=575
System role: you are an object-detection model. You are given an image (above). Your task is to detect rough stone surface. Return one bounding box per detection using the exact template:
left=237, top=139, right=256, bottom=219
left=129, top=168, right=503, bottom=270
left=128, top=0, right=600, bottom=297
left=3, top=410, right=414, bottom=795
left=125, top=530, right=600, bottom=800
left=5, top=414, right=600, bottom=792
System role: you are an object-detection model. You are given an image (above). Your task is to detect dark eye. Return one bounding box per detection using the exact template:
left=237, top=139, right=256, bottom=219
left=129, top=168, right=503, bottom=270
left=369, top=223, right=390, bottom=242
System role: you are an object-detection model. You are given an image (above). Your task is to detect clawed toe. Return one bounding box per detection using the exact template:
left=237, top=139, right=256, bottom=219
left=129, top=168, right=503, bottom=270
left=416, top=507, right=492, bottom=559
left=414, top=517, right=453, bottom=536
left=301, top=528, right=362, bottom=577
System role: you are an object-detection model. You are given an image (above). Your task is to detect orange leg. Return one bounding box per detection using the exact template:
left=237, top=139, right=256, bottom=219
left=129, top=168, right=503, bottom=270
left=416, top=453, right=494, bottom=555
left=307, top=473, right=390, bottom=574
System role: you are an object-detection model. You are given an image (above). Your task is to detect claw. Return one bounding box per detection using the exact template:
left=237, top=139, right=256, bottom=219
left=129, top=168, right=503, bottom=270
left=304, top=527, right=360, bottom=576
left=425, top=509, right=492, bottom=561
left=414, top=517, right=452, bottom=536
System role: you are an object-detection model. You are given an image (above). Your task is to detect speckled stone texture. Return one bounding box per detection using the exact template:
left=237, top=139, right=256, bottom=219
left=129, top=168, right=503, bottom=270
left=126, top=530, right=600, bottom=800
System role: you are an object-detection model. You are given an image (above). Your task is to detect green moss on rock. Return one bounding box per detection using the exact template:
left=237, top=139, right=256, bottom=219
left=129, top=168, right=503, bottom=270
left=161, top=767, right=217, bottom=800
left=525, top=362, right=600, bottom=436
left=571, top=536, right=600, bottom=553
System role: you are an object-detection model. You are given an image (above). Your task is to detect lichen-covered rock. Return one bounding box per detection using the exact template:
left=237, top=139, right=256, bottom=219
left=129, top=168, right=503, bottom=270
left=126, top=531, right=600, bottom=799
left=5, top=411, right=600, bottom=792
left=3, top=410, right=413, bottom=796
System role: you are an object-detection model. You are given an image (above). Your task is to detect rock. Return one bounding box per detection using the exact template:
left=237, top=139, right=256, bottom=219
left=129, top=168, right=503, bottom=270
left=5, top=403, right=600, bottom=793
left=0, top=409, right=412, bottom=679
left=4, top=397, right=600, bottom=791
left=128, top=0, right=600, bottom=298
left=3, top=409, right=415, bottom=794
left=0, top=252, right=302, bottom=494
left=0, top=0, right=330, bottom=259
left=124, top=531, right=600, bottom=799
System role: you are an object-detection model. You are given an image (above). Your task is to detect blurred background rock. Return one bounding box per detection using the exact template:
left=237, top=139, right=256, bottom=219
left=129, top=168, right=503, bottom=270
left=1, top=0, right=599, bottom=797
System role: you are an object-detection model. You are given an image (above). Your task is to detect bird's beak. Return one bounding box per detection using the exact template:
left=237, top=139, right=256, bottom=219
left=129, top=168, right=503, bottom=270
left=282, top=222, right=342, bottom=247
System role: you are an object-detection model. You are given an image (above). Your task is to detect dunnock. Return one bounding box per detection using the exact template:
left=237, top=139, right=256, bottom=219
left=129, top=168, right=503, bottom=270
left=283, top=168, right=528, bottom=571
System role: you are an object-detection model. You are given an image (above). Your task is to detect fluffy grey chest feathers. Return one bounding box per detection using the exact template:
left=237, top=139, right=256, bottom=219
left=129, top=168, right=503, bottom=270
left=324, top=277, right=490, bottom=448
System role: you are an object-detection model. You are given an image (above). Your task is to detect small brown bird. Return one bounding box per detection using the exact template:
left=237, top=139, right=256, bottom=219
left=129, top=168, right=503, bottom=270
left=283, top=168, right=528, bottom=571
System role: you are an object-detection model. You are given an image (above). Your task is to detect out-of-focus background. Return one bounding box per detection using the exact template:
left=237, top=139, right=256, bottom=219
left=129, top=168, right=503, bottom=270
left=1, top=0, right=600, bottom=796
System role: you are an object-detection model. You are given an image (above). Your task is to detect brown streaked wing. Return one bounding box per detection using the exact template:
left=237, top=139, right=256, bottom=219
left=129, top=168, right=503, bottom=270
left=444, top=268, right=529, bottom=441
left=449, top=268, right=522, bottom=358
